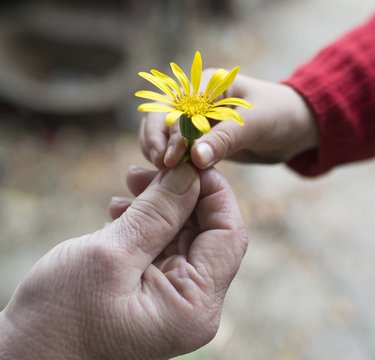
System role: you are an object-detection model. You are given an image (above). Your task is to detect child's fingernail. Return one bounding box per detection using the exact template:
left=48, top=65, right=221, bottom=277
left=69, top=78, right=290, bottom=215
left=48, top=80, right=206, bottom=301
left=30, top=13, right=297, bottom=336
left=164, top=144, right=174, bottom=161
left=196, top=143, right=214, bottom=166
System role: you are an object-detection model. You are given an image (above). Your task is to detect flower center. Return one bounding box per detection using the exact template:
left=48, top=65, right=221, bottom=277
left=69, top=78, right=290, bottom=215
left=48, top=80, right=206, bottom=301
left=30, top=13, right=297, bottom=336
left=175, top=94, right=213, bottom=118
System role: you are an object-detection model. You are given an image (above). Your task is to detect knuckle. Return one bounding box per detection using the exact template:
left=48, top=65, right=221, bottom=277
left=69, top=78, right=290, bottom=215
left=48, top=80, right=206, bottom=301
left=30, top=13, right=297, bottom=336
left=122, top=195, right=176, bottom=253
left=84, top=241, right=117, bottom=275
left=140, top=114, right=167, bottom=147
left=169, top=130, right=182, bottom=142
left=210, top=127, right=238, bottom=156
left=147, top=133, right=163, bottom=148
left=174, top=305, right=220, bottom=352
left=133, top=196, right=175, bottom=230
left=169, top=122, right=180, bottom=135
left=237, top=225, right=249, bottom=257
left=140, top=144, right=151, bottom=161
left=226, top=225, right=249, bottom=263
left=252, top=120, right=278, bottom=149
left=193, top=307, right=221, bottom=347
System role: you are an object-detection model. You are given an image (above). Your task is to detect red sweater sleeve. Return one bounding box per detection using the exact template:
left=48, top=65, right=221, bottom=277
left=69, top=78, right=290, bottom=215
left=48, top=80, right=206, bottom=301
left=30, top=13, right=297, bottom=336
left=283, top=14, right=375, bottom=177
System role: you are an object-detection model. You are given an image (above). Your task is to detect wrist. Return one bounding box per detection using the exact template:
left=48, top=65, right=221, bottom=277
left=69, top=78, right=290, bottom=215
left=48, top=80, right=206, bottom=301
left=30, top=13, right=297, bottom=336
left=0, top=308, right=81, bottom=360
left=0, top=310, right=34, bottom=360
left=282, top=84, right=318, bottom=159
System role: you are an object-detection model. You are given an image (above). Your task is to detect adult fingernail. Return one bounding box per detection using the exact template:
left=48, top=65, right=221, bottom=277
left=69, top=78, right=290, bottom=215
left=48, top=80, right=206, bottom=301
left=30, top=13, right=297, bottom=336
left=196, top=143, right=214, bottom=167
left=128, top=165, right=147, bottom=172
left=111, top=196, right=128, bottom=205
left=160, top=163, right=196, bottom=195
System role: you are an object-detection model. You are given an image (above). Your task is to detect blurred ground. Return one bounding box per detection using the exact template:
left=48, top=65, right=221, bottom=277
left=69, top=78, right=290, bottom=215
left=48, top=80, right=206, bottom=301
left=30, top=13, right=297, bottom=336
left=1, top=0, right=375, bottom=359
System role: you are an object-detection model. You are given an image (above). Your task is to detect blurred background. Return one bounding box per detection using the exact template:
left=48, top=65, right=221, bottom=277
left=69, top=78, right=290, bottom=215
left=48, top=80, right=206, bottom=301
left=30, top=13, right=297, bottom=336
left=1, top=0, right=375, bottom=359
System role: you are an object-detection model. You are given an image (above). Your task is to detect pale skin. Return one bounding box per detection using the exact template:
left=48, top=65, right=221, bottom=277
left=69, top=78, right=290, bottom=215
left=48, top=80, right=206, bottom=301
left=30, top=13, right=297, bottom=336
left=0, top=164, right=248, bottom=360
left=140, top=69, right=319, bottom=169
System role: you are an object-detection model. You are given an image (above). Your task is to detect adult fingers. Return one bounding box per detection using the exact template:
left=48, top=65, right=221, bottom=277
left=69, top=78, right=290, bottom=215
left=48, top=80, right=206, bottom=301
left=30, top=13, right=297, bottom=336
left=126, top=166, right=158, bottom=196
left=189, top=168, right=248, bottom=299
left=109, top=163, right=200, bottom=273
left=108, top=197, right=133, bottom=220
left=139, top=113, right=169, bottom=169
left=109, top=167, right=158, bottom=220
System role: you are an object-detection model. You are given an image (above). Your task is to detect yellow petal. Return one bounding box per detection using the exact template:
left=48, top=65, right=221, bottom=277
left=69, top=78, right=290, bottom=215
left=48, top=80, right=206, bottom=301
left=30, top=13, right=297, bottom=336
left=138, top=72, right=176, bottom=99
left=151, top=70, right=182, bottom=97
left=138, top=103, right=175, bottom=113
left=135, top=90, right=174, bottom=104
left=170, top=62, right=191, bottom=95
left=205, top=68, right=228, bottom=95
left=165, top=110, right=183, bottom=126
left=205, top=107, right=244, bottom=125
left=212, top=97, right=253, bottom=110
left=209, top=66, right=240, bottom=101
left=191, top=51, right=202, bottom=96
left=191, top=115, right=211, bottom=134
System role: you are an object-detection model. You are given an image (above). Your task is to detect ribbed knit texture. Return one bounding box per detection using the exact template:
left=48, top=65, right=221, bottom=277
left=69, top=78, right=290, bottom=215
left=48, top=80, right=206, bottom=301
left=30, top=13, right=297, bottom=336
left=284, top=14, right=375, bottom=177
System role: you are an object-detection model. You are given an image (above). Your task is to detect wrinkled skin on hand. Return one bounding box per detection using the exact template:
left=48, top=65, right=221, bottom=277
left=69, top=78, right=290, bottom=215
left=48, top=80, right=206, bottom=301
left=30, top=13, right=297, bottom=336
left=0, top=165, right=248, bottom=360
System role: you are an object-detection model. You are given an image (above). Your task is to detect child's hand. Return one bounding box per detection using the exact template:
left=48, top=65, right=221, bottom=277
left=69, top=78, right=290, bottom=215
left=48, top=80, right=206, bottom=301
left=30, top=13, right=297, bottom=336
left=139, top=69, right=318, bottom=169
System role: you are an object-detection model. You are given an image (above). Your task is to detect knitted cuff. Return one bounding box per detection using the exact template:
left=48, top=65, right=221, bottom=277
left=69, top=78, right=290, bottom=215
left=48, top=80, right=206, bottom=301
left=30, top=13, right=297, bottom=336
left=283, top=14, right=375, bottom=177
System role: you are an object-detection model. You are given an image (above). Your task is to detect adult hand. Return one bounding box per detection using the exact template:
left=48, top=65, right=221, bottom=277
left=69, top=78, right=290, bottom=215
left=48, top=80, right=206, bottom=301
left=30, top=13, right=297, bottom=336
left=140, top=70, right=318, bottom=169
left=0, top=164, right=248, bottom=360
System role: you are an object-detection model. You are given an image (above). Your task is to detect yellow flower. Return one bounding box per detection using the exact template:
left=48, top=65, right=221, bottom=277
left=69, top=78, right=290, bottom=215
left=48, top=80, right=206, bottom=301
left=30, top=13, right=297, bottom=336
left=135, top=51, right=253, bottom=135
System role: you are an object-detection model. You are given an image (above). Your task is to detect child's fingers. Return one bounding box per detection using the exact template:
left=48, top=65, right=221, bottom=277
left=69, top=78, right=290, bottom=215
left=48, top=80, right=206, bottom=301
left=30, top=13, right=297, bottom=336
left=190, top=120, right=245, bottom=169
left=139, top=113, right=169, bottom=169
left=164, top=122, right=187, bottom=167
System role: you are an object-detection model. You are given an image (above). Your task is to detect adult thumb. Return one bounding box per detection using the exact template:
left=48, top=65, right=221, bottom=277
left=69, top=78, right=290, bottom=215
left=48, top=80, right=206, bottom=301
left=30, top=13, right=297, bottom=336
left=109, top=163, right=200, bottom=271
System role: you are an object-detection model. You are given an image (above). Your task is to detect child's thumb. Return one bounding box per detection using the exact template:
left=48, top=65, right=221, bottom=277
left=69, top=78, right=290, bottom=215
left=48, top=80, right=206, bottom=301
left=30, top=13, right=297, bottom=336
left=191, top=122, right=243, bottom=169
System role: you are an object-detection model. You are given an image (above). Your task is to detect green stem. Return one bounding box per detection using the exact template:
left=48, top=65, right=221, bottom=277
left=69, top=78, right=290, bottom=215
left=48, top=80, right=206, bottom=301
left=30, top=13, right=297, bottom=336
left=179, top=114, right=202, bottom=163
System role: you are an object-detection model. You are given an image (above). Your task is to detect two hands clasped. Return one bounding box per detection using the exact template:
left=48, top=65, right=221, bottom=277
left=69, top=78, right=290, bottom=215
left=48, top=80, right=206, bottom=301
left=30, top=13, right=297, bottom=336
left=0, top=70, right=318, bottom=359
